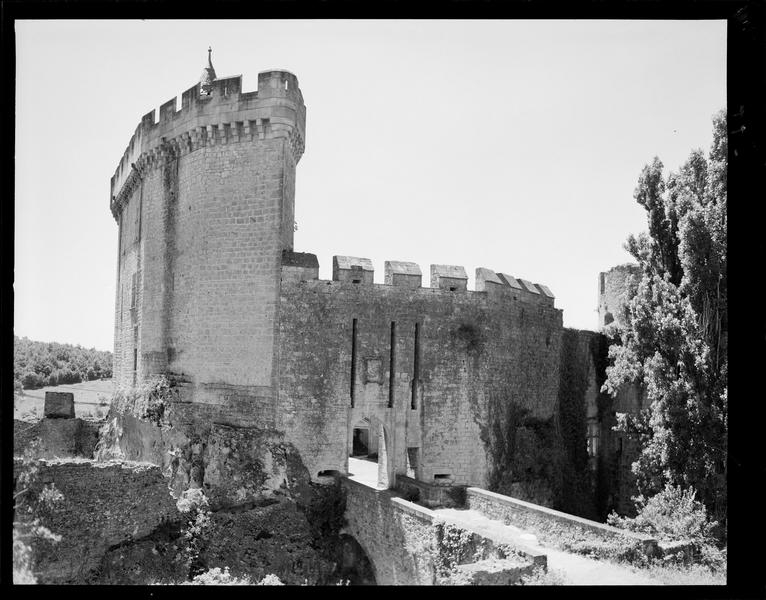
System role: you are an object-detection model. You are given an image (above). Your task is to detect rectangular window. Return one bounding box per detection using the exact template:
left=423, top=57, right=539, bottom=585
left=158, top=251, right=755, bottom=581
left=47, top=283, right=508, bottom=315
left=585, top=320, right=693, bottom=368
left=388, top=321, right=396, bottom=408
left=133, top=348, right=138, bottom=371
left=350, top=318, right=357, bottom=407
left=411, top=322, right=420, bottom=409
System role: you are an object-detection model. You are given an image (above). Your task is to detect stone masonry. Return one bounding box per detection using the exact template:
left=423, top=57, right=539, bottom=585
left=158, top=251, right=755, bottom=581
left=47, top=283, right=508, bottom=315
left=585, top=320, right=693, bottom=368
left=108, top=53, right=625, bottom=514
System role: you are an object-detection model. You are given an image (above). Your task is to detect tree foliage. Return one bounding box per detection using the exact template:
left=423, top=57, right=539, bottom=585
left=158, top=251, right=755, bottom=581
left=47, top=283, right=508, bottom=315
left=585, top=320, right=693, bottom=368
left=13, top=336, right=113, bottom=391
left=603, top=110, right=727, bottom=526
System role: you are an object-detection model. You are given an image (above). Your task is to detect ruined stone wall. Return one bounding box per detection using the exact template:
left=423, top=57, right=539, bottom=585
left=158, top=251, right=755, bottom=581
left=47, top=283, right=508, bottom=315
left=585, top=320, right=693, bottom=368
left=597, top=263, right=640, bottom=329
left=278, top=276, right=563, bottom=487
left=14, top=459, right=181, bottom=584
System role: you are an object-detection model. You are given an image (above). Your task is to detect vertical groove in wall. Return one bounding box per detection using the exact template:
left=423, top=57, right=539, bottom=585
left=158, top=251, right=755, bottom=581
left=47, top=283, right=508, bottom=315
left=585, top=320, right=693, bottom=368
left=351, top=318, right=358, bottom=406
left=159, top=147, right=179, bottom=377
left=388, top=322, right=396, bottom=408
left=412, top=322, right=420, bottom=409
left=115, top=212, right=123, bottom=382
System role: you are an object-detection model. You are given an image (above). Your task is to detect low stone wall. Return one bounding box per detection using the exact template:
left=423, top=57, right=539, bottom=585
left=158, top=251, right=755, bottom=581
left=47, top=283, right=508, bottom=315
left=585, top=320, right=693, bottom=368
left=466, top=487, right=658, bottom=557
left=342, top=478, right=537, bottom=585
left=14, top=418, right=101, bottom=459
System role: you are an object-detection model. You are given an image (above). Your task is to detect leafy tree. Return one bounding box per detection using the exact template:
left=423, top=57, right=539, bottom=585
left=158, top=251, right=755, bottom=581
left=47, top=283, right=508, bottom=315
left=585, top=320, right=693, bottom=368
left=603, top=110, right=727, bottom=527
left=13, top=336, right=112, bottom=390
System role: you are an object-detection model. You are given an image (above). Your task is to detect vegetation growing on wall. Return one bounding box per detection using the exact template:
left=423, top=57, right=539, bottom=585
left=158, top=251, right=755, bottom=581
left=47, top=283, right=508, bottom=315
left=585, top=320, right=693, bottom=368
left=13, top=444, right=65, bottom=583
left=554, top=329, right=601, bottom=519
left=110, top=375, right=176, bottom=426
left=453, top=322, right=484, bottom=355
left=13, top=336, right=113, bottom=391
left=480, top=329, right=610, bottom=518
left=432, top=520, right=476, bottom=577
left=483, top=393, right=560, bottom=506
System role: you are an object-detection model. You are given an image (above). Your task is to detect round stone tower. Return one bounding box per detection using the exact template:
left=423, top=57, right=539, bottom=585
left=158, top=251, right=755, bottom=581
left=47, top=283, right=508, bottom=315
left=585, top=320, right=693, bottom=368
left=110, top=51, right=306, bottom=426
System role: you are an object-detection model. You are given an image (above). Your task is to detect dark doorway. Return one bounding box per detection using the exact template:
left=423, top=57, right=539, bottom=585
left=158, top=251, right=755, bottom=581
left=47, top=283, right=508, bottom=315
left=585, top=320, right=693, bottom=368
left=352, top=427, right=369, bottom=457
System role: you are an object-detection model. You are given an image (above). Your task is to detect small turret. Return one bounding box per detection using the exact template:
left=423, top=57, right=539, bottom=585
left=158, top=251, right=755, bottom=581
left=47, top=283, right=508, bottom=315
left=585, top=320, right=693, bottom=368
left=199, top=47, right=217, bottom=95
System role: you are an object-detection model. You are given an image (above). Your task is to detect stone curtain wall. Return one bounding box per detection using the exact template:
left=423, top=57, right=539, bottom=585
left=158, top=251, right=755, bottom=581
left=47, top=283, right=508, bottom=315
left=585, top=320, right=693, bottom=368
left=278, top=277, right=563, bottom=486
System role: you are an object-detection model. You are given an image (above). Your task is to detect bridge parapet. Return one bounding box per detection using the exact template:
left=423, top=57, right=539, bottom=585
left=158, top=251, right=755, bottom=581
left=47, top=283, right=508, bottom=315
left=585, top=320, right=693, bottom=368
left=466, top=487, right=659, bottom=558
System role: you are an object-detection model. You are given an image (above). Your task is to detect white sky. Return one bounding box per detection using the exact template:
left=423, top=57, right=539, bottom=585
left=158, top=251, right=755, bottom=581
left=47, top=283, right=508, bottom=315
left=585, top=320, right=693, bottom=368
left=15, top=20, right=726, bottom=351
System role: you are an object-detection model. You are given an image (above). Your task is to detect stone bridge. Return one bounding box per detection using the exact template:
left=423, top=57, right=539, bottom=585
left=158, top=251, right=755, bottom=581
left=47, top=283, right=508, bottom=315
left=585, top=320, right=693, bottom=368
left=339, top=458, right=661, bottom=585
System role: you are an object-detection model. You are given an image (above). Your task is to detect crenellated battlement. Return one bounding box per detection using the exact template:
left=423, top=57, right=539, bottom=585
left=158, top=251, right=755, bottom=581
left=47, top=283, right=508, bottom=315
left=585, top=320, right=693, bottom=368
left=110, top=70, right=306, bottom=220
left=281, top=252, right=557, bottom=309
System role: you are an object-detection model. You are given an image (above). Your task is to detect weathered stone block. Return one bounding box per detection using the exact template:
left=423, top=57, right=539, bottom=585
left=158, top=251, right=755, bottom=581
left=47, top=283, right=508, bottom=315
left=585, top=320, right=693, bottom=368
left=450, top=558, right=532, bottom=585
left=44, top=392, right=75, bottom=419
left=333, top=255, right=374, bottom=284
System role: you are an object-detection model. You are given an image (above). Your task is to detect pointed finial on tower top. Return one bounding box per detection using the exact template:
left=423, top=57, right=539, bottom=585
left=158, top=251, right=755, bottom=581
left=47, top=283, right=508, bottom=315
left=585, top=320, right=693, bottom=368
left=200, top=46, right=217, bottom=96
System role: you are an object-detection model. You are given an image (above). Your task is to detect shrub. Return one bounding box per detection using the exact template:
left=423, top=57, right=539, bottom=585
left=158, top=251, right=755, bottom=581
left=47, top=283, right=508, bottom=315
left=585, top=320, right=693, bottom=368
left=111, top=375, right=175, bottom=426
left=607, top=484, right=724, bottom=569
left=176, top=488, right=212, bottom=578
left=22, top=372, right=45, bottom=390
left=183, top=567, right=284, bottom=585
left=607, top=484, right=718, bottom=544
left=13, top=443, right=65, bottom=583
left=432, top=520, right=475, bottom=576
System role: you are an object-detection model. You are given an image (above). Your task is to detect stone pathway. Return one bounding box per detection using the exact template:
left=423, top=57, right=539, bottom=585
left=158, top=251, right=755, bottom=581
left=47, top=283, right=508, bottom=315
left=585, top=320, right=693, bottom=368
left=432, top=507, right=661, bottom=585
left=347, top=456, right=384, bottom=489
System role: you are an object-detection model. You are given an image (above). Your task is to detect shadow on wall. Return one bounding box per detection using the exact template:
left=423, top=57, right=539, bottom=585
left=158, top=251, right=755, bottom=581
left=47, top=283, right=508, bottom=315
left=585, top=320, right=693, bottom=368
left=337, top=534, right=377, bottom=585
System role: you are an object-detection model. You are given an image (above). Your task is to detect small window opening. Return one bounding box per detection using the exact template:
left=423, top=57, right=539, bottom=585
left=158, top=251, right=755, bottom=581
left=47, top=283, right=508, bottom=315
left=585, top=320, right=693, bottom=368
left=406, top=448, right=419, bottom=478
left=388, top=322, right=396, bottom=408
left=449, top=287, right=456, bottom=292
left=317, top=469, right=340, bottom=478
left=284, top=79, right=289, bottom=91
left=434, top=473, right=451, bottom=480
left=352, top=279, right=361, bottom=284
left=350, top=319, right=357, bottom=406
left=133, top=348, right=138, bottom=371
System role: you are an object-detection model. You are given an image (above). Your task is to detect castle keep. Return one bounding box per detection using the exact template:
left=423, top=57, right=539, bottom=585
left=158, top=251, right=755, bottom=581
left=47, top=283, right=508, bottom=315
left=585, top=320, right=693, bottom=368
left=109, top=54, right=623, bottom=509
